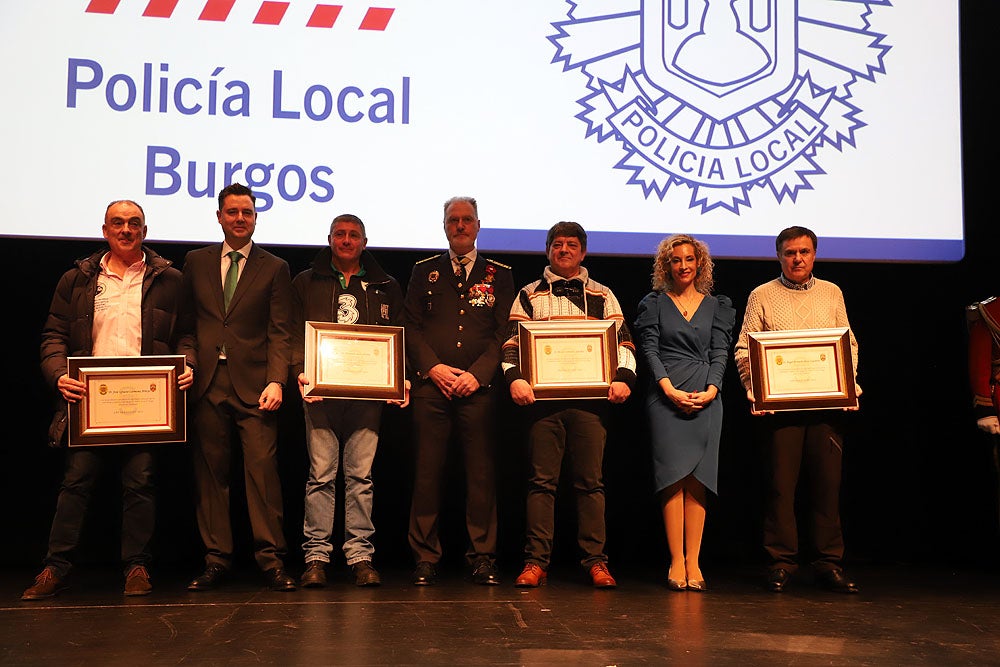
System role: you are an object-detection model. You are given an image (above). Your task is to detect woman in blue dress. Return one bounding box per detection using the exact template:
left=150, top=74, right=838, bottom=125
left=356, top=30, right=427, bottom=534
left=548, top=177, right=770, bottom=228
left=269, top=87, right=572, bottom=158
left=634, top=234, right=735, bottom=591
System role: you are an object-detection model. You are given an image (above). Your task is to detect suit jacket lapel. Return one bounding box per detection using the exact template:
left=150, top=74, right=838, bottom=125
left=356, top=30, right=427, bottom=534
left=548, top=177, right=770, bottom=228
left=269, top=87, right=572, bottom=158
left=210, top=244, right=226, bottom=315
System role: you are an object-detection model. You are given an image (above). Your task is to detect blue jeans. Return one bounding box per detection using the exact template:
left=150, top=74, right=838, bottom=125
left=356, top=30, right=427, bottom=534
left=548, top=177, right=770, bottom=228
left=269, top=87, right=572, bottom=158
left=302, top=399, right=382, bottom=565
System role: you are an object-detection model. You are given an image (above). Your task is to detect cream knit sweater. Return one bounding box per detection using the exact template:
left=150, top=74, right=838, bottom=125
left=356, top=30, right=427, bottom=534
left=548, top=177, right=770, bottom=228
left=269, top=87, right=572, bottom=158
left=734, top=277, right=859, bottom=391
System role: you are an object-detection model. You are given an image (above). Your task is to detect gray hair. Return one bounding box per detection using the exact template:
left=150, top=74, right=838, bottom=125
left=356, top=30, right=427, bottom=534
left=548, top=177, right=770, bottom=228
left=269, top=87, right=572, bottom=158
left=442, top=196, right=478, bottom=220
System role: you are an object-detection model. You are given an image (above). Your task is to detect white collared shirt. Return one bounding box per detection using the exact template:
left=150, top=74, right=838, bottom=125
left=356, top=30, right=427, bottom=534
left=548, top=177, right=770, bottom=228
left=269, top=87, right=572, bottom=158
left=92, top=252, right=145, bottom=357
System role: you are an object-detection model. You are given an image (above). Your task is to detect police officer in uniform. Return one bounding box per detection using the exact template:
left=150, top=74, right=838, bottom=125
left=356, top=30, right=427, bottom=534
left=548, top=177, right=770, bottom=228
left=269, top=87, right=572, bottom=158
left=968, top=295, right=1000, bottom=528
left=403, top=196, right=515, bottom=585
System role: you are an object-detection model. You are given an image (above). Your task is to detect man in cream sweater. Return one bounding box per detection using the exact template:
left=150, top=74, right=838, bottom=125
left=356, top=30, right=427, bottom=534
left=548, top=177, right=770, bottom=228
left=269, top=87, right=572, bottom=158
left=734, top=226, right=860, bottom=595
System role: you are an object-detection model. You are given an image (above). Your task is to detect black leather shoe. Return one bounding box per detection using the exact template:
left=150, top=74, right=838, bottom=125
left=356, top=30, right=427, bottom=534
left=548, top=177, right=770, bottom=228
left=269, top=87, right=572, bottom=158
left=471, top=558, right=500, bottom=586
left=767, top=568, right=790, bottom=593
left=352, top=561, right=381, bottom=587
left=412, top=561, right=437, bottom=586
left=816, top=569, right=859, bottom=594
left=266, top=568, right=297, bottom=592
left=187, top=564, right=226, bottom=592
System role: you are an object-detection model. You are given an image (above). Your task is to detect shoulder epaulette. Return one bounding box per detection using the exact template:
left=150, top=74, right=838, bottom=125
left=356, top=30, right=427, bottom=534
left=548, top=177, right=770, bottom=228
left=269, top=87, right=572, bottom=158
left=485, top=258, right=511, bottom=270
left=415, top=254, right=442, bottom=265
left=969, top=297, right=1000, bottom=338
left=968, top=295, right=996, bottom=312
left=968, top=296, right=997, bottom=323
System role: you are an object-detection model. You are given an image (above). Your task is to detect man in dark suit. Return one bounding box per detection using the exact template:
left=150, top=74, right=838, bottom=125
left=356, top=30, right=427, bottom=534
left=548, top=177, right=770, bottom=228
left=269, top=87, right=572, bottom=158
left=177, top=183, right=296, bottom=592
left=403, top=196, right=514, bottom=585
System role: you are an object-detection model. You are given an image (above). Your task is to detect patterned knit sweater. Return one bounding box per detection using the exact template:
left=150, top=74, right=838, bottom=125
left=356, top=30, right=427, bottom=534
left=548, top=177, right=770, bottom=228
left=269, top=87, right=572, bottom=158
left=501, top=266, right=637, bottom=386
left=734, top=276, right=859, bottom=391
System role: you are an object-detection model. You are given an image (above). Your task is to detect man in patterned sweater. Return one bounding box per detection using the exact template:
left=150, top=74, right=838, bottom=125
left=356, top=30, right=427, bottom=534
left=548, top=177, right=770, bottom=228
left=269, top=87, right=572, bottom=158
left=502, top=221, right=636, bottom=589
left=734, top=226, right=860, bottom=595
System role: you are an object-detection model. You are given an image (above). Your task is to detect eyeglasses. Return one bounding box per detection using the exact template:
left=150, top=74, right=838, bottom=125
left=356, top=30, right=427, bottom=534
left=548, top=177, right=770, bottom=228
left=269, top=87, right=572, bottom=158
left=108, top=220, right=143, bottom=231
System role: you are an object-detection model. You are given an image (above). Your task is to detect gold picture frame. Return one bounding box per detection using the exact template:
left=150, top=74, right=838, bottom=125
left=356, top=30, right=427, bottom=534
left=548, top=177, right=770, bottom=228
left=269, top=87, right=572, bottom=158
left=67, top=355, right=186, bottom=447
left=303, top=322, right=405, bottom=400
left=518, top=320, right=618, bottom=400
left=748, top=328, right=858, bottom=412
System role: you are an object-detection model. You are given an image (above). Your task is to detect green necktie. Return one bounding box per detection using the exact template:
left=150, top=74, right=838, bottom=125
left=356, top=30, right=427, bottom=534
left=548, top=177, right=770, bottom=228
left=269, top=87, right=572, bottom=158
left=224, top=250, right=241, bottom=311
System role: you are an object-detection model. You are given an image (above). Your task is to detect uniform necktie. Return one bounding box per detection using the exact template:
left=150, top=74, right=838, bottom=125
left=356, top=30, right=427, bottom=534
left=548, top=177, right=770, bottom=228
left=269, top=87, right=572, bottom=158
left=224, top=250, right=242, bottom=311
left=454, top=255, right=469, bottom=279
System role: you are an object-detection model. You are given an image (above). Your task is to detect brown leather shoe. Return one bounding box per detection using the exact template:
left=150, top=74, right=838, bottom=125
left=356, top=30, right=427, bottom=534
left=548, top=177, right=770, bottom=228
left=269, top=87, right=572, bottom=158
left=515, top=563, right=547, bottom=588
left=352, top=561, right=381, bottom=587
left=22, top=567, right=65, bottom=600
left=124, top=565, right=152, bottom=596
left=589, top=562, right=617, bottom=589
left=300, top=560, right=327, bottom=588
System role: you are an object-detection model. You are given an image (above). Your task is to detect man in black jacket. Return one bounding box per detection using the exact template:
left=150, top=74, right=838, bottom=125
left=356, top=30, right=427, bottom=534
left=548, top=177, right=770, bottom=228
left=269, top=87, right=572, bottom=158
left=293, top=214, right=408, bottom=588
left=23, top=199, right=192, bottom=600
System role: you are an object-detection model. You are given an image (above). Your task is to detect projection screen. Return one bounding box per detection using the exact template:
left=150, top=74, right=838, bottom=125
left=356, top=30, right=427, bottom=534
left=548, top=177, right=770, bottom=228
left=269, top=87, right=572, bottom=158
left=0, top=1, right=962, bottom=260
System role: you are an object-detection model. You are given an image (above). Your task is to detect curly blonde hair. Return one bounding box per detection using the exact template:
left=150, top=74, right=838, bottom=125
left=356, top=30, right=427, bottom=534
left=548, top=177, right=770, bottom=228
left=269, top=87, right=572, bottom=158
left=652, top=234, right=714, bottom=294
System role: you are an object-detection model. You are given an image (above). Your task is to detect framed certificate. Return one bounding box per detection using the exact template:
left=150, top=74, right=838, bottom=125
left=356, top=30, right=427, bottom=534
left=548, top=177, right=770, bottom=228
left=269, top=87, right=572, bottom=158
left=67, top=355, right=187, bottom=447
left=303, top=322, right=405, bottom=400
left=518, top=320, right=618, bottom=400
left=748, top=328, right=858, bottom=412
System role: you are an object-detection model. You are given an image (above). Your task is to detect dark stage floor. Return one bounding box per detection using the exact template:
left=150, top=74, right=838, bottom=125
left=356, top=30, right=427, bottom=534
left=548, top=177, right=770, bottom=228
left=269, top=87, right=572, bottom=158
left=2, top=564, right=999, bottom=666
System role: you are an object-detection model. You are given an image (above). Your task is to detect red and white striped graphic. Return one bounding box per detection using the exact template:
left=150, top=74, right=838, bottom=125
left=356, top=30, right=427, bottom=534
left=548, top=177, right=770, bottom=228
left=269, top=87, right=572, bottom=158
left=84, top=1, right=395, bottom=31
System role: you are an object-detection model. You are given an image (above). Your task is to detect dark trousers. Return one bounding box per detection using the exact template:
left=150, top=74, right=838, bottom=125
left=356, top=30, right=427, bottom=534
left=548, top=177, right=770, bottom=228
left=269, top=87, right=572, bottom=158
left=408, top=383, right=497, bottom=564
left=524, top=406, right=608, bottom=569
left=44, top=445, right=155, bottom=578
left=764, top=413, right=845, bottom=574
left=192, top=363, right=286, bottom=571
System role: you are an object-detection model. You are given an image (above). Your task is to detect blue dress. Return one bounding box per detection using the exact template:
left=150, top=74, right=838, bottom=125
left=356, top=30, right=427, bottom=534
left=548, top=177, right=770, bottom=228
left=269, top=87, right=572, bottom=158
left=634, top=292, right=736, bottom=494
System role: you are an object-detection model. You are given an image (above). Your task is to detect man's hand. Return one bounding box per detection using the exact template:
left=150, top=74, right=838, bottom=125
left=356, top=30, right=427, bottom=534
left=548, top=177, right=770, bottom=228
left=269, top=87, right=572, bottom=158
left=978, top=415, right=1000, bottom=435
left=450, top=371, right=481, bottom=398
left=388, top=380, right=412, bottom=408
left=842, top=383, right=862, bottom=411
left=258, top=381, right=283, bottom=411
left=57, top=374, right=86, bottom=403
left=298, top=373, right=322, bottom=404
left=746, top=388, right=772, bottom=416
left=510, top=378, right=535, bottom=406
left=427, top=363, right=464, bottom=398
left=608, top=381, right=630, bottom=404
left=178, top=367, right=194, bottom=391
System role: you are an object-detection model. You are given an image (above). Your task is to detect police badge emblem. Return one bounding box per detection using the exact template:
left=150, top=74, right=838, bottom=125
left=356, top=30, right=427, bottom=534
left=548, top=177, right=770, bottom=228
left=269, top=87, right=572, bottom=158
left=549, top=0, right=890, bottom=213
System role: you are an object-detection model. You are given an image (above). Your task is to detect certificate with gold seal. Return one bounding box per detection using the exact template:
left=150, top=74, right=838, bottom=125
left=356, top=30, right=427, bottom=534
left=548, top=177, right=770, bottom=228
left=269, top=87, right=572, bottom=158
left=303, top=322, right=405, bottom=400
left=518, top=320, right=618, bottom=399
left=748, top=328, right=858, bottom=412
left=67, top=355, right=187, bottom=447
